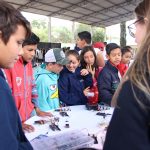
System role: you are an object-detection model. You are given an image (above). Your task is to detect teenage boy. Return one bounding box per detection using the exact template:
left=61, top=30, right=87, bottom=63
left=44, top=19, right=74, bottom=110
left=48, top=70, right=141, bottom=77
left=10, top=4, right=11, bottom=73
left=117, top=46, right=133, bottom=77
left=76, top=31, right=105, bottom=67
left=5, top=33, right=52, bottom=133
left=34, top=48, right=68, bottom=111
left=98, top=43, right=122, bottom=105
left=0, top=1, right=33, bottom=149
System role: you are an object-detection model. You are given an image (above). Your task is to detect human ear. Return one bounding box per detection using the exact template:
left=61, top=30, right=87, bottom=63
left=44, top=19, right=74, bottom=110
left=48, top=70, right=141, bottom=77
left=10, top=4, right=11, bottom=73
left=0, top=31, right=2, bottom=41
left=144, top=18, right=149, bottom=25
left=144, top=18, right=148, bottom=22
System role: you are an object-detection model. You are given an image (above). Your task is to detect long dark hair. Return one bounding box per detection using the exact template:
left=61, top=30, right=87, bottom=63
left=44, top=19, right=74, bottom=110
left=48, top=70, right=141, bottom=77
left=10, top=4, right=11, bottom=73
left=80, top=46, right=98, bottom=70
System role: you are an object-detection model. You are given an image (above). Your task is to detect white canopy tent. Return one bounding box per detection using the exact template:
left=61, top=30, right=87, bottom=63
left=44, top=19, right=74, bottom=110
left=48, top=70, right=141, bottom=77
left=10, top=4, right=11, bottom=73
left=5, top=0, right=142, bottom=27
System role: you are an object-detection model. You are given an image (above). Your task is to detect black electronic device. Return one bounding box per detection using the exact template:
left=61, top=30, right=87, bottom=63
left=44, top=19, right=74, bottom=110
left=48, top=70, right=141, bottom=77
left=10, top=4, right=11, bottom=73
left=96, top=112, right=111, bottom=118
left=59, top=111, right=69, bottom=117
left=86, top=103, right=99, bottom=111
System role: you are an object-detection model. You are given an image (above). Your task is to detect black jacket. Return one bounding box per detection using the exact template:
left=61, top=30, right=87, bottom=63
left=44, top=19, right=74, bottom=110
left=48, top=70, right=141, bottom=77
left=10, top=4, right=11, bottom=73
left=0, top=69, right=33, bottom=150
left=58, top=67, right=93, bottom=106
left=104, top=80, right=150, bottom=150
left=98, top=61, right=120, bottom=105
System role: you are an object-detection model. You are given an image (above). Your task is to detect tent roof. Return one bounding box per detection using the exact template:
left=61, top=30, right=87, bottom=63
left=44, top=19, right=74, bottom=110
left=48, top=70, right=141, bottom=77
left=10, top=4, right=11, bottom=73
left=5, top=0, right=142, bottom=27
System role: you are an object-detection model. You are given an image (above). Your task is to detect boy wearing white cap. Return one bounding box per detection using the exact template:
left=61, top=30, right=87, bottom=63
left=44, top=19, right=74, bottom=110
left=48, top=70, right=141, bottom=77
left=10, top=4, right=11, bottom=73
left=34, top=48, right=68, bottom=111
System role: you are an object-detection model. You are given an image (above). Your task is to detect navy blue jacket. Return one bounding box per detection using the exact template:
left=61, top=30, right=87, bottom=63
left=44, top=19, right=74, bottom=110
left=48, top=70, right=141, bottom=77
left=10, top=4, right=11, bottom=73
left=104, top=80, right=150, bottom=150
left=58, top=67, right=93, bottom=106
left=0, top=69, right=33, bottom=150
left=98, top=61, right=120, bottom=105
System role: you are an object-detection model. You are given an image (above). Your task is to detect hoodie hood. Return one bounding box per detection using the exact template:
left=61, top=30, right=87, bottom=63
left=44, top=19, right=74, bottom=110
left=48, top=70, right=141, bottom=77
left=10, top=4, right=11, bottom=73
left=34, top=64, right=58, bottom=80
left=34, top=64, right=60, bottom=111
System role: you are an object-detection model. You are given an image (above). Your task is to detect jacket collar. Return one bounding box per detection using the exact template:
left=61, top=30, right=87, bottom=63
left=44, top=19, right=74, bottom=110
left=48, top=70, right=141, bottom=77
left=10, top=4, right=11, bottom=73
left=18, top=56, right=28, bottom=65
left=106, top=60, right=119, bottom=73
left=0, top=69, right=5, bottom=79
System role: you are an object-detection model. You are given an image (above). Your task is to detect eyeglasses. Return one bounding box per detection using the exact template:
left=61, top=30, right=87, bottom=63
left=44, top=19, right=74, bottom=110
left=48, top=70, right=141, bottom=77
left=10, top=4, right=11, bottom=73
left=127, top=17, right=144, bottom=38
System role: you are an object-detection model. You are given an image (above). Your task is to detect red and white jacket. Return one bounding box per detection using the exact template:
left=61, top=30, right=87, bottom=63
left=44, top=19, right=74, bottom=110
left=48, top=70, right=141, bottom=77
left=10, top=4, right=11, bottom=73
left=4, top=57, right=38, bottom=122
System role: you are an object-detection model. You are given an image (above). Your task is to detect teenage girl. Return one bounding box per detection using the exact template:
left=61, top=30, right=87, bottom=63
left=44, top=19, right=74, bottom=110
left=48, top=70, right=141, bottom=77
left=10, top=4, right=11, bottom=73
left=58, top=50, right=93, bottom=106
left=80, top=46, right=102, bottom=105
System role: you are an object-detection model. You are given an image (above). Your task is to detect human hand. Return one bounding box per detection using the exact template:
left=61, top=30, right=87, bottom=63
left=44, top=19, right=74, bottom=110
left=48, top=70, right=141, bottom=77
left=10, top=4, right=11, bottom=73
left=83, top=87, right=90, bottom=96
left=86, top=65, right=95, bottom=78
left=35, top=107, right=53, bottom=117
left=22, top=123, right=35, bottom=133
left=80, top=69, right=89, bottom=76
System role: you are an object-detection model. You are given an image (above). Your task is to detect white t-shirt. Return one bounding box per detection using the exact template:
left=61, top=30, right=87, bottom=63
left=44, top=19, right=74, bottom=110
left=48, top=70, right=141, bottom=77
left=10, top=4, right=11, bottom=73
left=102, top=48, right=107, bottom=61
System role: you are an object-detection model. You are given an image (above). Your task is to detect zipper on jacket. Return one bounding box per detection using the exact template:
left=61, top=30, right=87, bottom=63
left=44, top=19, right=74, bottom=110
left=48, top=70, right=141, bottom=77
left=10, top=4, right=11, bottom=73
left=24, top=66, right=27, bottom=121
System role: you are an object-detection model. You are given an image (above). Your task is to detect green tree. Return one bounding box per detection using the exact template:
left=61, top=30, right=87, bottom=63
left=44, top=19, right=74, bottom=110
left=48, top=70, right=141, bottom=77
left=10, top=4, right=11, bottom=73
left=74, top=23, right=105, bottom=43
left=51, top=26, right=72, bottom=43
left=30, top=19, right=105, bottom=44
left=74, top=23, right=91, bottom=40
left=92, top=27, right=105, bottom=43
left=31, top=19, right=48, bottom=42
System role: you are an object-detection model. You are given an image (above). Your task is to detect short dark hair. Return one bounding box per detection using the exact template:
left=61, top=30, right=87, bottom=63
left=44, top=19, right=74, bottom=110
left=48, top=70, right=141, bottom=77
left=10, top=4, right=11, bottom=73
left=106, top=43, right=120, bottom=55
left=22, top=32, right=40, bottom=47
left=104, top=42, right=107, bottom=46
left=121, top=46, right=132, bottom=56
left=78, top=31, right=91, bottom=44
left=0, top=1, right=31, bottom=44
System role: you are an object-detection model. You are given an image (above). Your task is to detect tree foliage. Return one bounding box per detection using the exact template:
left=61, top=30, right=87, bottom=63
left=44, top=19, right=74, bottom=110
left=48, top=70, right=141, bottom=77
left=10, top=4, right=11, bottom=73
left=31, top=19, right=48, bottom=42
left=51, top=26, right=72, bottom=43
left=74, top=23, right=91, bottom=40
left=74, top=23, right=105, bottom=43
left=92, top=27, right=105, bottom=43
left=30, top=19, right=106, bottom=44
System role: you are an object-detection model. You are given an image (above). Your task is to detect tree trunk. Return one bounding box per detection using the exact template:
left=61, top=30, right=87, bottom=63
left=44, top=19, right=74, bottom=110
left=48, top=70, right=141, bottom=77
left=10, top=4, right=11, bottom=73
left=120, top=22, right=126, bottom=47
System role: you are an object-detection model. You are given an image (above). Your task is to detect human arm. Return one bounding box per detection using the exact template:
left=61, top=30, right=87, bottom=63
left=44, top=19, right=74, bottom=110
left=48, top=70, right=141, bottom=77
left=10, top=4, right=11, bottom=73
left=96, top=51, right=105, bottom=67
left=31, top=80, right=52, bottom=117
left=103, top=80, right=150, bottom=150
left=31, top=79, right=39, bottom=107
left=58, top=73, right=72, bottom=105
left=86, top=65, right=95, bottom=79
left=83, top=86, right=90, bottom=96
left=22, top=123, right=35, bottom=133
left=35, top=107, right=52, bottom=117
left=81, top=69, right=93, bottom=88
left=35, top=76, right=52, bottom=116
left=58, top=71, right=81, bottom=105
left=0, top=87, right=32, bottom=149
left=98, top=70, right=113, bottom=105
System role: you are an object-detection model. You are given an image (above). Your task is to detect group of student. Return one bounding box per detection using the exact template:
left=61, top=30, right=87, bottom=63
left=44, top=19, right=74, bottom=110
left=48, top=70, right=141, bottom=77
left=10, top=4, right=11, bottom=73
left=1, top=25, right=133, bottom=135
left=34, top=31, right=133, bottom=110
left=0, top=0, right=150, bottom=149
